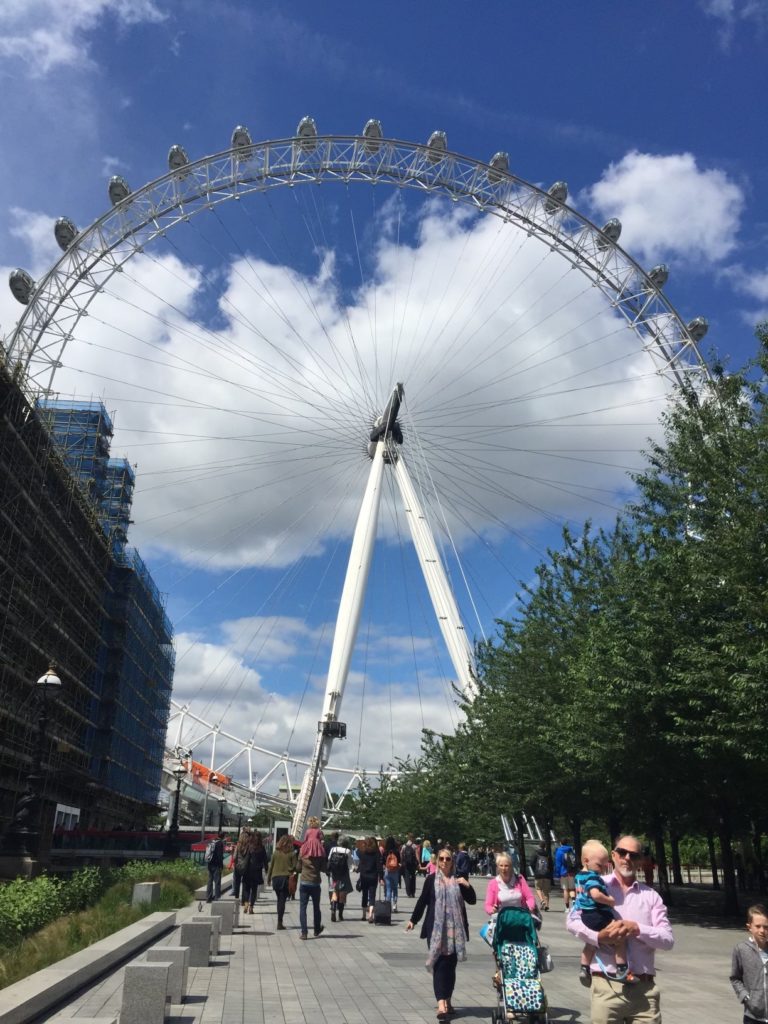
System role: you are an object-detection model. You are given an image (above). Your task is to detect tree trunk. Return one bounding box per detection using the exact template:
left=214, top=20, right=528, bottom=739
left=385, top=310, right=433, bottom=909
left=607, top=811, right=621, bottom=850
left=707, top=831, right=720, bottom=890
left=670, top=831, right=684, bottom=886
left=751, top=826, right=767, bottom=896
left=652, top=823, right=672, bottom=904
left=717, top=811, right=739, bottom=916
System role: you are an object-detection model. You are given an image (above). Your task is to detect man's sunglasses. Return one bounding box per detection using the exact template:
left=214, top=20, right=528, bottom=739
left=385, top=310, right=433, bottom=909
left=613, top=847, right=642, bottom=861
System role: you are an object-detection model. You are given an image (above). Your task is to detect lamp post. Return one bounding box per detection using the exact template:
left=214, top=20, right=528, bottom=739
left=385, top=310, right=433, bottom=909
left=2, top=663, right=62, bottom=859
left=200, top=772, right=218, bottom=840
left=164, top=763, right=187, bottom=859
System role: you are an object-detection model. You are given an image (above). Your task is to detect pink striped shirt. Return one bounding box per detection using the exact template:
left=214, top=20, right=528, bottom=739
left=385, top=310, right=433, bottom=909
left=566, top=872, right=674, bottom=975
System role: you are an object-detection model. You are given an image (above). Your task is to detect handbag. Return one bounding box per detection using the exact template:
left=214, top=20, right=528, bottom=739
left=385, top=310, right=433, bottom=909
left=537, top=944, right=554, bottom=973
left=287, top=873, right=297, bottom=897
left=356, top=877, right=362, bottom=891
left=479, top=912, right=498, bottom=946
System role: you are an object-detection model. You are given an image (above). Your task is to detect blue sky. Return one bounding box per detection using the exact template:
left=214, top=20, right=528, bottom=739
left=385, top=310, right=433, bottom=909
left=1, top=0, right=767, bottom=791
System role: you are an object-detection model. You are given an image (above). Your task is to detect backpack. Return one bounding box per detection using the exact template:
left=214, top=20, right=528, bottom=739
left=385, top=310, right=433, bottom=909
left=534, top=852, right=550, bottom=877
left=204, top=839, right=217, bottom=864
left=328, top=849, right=347, bottom=880
left=385, top=851, right=398, bottom=871
left=563, top=848, right=577, bottom=872
left=402, top=844, right=417, bottom=868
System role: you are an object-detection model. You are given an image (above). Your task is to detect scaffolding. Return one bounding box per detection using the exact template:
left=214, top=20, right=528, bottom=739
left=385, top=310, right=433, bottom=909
left=0, top=374, right=174, bottom=837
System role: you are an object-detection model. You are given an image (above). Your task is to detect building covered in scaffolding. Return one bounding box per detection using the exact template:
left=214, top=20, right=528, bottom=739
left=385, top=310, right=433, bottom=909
left=0, top=365, right=174, bottom=843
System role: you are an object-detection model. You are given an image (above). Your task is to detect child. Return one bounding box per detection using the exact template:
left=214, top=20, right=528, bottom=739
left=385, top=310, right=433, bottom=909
left=426, top=851, right=438, bottom=875
left=730, top=903, right=768, bottom=1023
left=574, top=840, right=634, bottom=985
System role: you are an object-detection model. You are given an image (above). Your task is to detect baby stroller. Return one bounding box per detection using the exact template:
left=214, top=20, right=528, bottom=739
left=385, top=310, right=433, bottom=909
left=490, top=906, right=549, bottom=1024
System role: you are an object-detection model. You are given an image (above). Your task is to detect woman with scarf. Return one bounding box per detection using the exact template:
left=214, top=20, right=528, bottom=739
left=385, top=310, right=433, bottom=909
left=298, top=817, right=327, bottom=939
left=406, top=847, right=476, bottom=1021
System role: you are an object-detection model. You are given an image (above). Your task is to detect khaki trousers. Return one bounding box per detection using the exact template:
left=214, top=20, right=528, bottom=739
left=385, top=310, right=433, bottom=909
left=534, top=877, right=551, bottom=908
left=590, top=974, right=661, bottom=1024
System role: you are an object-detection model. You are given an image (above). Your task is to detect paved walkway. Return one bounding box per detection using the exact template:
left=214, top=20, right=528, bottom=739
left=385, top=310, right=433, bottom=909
left=43, top=880, right=744, bottom=1023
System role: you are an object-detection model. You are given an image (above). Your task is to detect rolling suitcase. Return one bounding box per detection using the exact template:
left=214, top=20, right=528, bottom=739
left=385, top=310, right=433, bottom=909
left=373, top=891, right=392, bottom=924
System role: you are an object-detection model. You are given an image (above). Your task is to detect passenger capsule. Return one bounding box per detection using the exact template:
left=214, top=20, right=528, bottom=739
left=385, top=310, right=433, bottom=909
left=231, top=125, right=252, bottom=151
left=362, top=119, right=383, bottom=154
left=686, top=317, right=709, bottom=343
left=108, top=175, right=131, bottom=206
left=296, top=116, right=318, bottom=152
left=647, top=264, right=669, bottom=289
left=597, top=218, right=622, bottom=249
left=54, top=217, right=78, bottom=251
left=426, top=130, right=447, bottom=164
left=168, top=144, right=190, bottom=171
left=544, top=181, right=568, bottom=213
left=487, top=152, right=509, bottom=184
left=9, top=268, right=35, bottom=305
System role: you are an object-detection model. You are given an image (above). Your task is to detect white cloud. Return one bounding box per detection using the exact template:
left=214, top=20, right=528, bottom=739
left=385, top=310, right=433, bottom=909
left=585, top=150, right=744, bottom=266
left=701, top=0, right=768, bottom=47
left=8, top=207, right=61, bottom=269
left=0, top=0, right=166, bottom=75
left=723, top=264, right=768, bottom=321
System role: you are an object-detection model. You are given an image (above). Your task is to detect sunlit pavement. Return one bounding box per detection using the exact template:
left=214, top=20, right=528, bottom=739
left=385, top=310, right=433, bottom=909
left=43, top=878, right=743, bottom=1023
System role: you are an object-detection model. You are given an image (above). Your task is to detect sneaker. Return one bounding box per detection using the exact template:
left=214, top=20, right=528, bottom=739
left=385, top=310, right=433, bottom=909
left=314, top=925, right=325, bottom=937
left=299, top=933, right=308, bottom=940
left=579, top=966, right=592, bottom=987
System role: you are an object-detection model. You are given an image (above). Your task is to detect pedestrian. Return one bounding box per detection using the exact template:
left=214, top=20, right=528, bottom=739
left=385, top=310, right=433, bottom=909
left=383, top=835, right=401, bottom=910
left=298, top=817, right=327, bottom=939
left=406, top=847, right=476, bottom=1021
left=532, top=840, right=553, bottom=911
left=566, top=834, right=674, bottom=1023
left=266, top=833, right=298, bottom=930
left=574, top=840, right=634, bottom=984
left=421, top=838, right=433, bottom=873
left=205, top=831, right=225, bottom=902
left=555, top=837, right=577, bottom=910
left=401, top=833, right=419, bottom=897
left=327, top=835, right=354, bottom=921
left=484, top=851, right=537, bottom=914
left=641, top=846, right=656, bottom=887
left=232, top=827, right=251, bottom=905
left=358, top=835, right=383, bottom=922
left=241, top=829, right=269, bottom=913
left=454, top=842, right=471, bottom=880
left=731, top=903, right=768, bottom=1024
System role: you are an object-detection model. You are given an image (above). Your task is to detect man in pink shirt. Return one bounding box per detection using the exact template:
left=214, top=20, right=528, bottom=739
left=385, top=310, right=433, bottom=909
left=566, top=834, right=674, bottom=1023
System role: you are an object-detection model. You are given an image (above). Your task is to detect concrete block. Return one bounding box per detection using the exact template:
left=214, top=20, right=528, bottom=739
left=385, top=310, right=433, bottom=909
left=147, top=945, right=189, bottom=1003
left=179, top=921, right=211, bottom=966
left=193, top=913, right=221, bottom=954
left=47, top=1018, right=118, bottom=1024
left=132, top=881, right=160, bottom=907
left=211, top=900, right=235, bottom=935
left=120, top=962, right=170, bottom=1024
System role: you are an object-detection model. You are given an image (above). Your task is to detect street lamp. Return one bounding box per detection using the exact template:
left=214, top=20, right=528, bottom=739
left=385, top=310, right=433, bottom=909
left=200, top=771, right=218, bottom=840
left=2, top=663, right=62, bottom=859
left=164, top=763, right=187, bottom=859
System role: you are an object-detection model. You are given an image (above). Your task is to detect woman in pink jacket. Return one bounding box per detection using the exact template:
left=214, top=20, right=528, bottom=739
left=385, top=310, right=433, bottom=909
left=484, top=851, right=537, bottom=915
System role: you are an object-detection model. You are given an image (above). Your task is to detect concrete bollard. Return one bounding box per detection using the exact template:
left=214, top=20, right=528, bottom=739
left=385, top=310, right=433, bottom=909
left=131, top=881, right=160, bottom=907
left=120, top=961, right=170, bottom=1024
left=147, top=945, right=190, bottom=1003
left=179, top=921, right=212, bottom=966
left=210, top=900, right=235, bottom=935
left=193, top=914, right=221, bottom=954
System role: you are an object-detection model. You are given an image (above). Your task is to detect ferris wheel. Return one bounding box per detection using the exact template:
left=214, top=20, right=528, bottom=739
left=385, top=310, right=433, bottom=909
left=4, top=119, right=709, bottom=833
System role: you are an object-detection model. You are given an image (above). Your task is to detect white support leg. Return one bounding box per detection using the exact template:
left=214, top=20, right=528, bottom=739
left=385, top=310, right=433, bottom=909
left=393, top=454, right=477, bottom=699
left=290, top=442, right=387, bottom=837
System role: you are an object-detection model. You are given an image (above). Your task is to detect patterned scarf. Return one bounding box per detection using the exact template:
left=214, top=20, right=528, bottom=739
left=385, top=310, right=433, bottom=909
left=426, top=872, right=467, bottom=971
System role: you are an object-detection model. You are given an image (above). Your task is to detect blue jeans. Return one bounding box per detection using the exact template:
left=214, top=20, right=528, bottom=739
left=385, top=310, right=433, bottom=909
left=384, top=869, right=399, bottom=904
left=299, top=882, right=321, bottom=935
left=206, top=865, right=221, bottom=901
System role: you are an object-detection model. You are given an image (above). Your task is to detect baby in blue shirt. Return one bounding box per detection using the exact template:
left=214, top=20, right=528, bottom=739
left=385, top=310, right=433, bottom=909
left=574, top=840, right=634, bottom=984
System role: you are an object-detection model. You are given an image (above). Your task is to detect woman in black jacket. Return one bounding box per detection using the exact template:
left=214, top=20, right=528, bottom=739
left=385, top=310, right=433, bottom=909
left=357, top=836, right=382, bottom=922
left=406, top=847, right=476, bottom=1021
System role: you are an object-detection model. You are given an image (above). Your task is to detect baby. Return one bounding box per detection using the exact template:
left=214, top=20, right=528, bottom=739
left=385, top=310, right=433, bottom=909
left=574, top=840, right=634, bottom=984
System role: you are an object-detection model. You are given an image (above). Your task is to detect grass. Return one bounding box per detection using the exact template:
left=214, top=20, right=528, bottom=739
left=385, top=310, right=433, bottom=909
left=0, top=871, right=204, bottom=989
